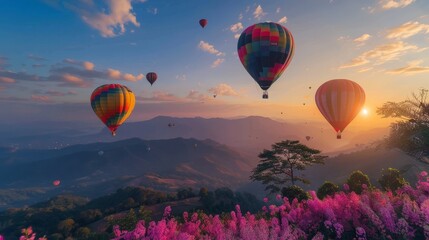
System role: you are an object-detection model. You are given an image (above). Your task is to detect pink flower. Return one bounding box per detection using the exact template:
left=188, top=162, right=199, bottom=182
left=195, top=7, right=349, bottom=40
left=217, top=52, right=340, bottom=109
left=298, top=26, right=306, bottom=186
left=163, top=205, right=172, bottom=218
left=263, top=197, right=268, bottom=203
left=276, top=194, right=282, bottom=201
left=343, top=183, right=350, bottom=191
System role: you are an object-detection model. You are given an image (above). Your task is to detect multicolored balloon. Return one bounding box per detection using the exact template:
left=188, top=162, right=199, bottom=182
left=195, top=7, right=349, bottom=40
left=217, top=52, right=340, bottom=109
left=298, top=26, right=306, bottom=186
left=315, top=79, right=365, bottom=139
left=146, top=72, right=158, bottom=86
left=53, top=180, right=60, bottom=186
left=199, top=19, right=207, bottom=28
left=90, top=84, right=136, bottom=136
left=237, top=22, right=295, bottom=99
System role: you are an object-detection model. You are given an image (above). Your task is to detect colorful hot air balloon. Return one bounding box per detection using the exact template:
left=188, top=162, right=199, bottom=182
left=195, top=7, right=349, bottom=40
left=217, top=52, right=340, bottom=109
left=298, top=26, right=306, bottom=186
left=53, top=180, right=60, bottom=186
left=315, top=79, right=365, bottom=139
left=237, top=22, right=295, bottom=99
left=90, top=84, right=136, bottom=136
left=199, top=19, right=207, bottom=28
left=146, top=72, right=158, bottom=86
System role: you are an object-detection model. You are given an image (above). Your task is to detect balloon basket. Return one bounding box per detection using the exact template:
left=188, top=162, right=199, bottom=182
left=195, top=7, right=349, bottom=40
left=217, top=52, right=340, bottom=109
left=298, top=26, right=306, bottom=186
left=262, top=91, right=268, bottom=99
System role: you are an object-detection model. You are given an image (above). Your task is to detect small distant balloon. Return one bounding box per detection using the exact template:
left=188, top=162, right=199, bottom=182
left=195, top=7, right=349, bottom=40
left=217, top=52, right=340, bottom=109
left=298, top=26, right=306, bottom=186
left=303, top=103, right=306, bottom=106
left=147, top=147, right=151, bottom=151
left=199, top=19, right=207, bottom=28
left=306, top=136, right=311, bottom=141
left=98, top=150, right=104, bottom=156
left=146, top=72, right=158, bottom=86
left=213, top=94, right=217, bottom=98
left=194, top=143, right=198, bottom=148
left=53, top=180, right=60, bottom=186
left=309, top=86, right=312, bottom=89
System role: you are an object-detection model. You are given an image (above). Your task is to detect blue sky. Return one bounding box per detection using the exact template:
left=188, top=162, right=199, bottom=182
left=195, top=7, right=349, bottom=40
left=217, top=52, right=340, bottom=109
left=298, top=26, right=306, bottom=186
left=0, top=0, right=428, bottom=130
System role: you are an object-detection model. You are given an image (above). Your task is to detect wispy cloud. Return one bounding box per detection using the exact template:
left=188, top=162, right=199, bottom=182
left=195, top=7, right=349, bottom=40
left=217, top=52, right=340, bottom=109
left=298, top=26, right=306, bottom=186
left=234, top=34, right=240, bottom=39
left=387, top=60, right=429, bottom=74
left=198, top=41, right=225, bottom=56
left=278, top=16, right=287, bottom=24
left=175, top=74, right=187, bottom=81
left=28, top=54, right=46, bottom=61
left=340, top=41, right=426, bottom=68
left=353, top=34, right=371, bottom=45
left=211, top=58, right=225, bottom=68
left=380, top=0, right=415, bottom=9
left=387, top=21, right=429, bottom=39
left=64, top=58, right=95, bottom=70
left=0, top=76, right=15, bottom=83
left=230, top=22, right=243, bottom=33
left=137, top=91, right=182, bottom=102
left=31, top=95, right=52, bottom=103
left=186, top=90, right=210, bottom=101
left=60, top=73, right=89, bottom=88
left=276, top=7, right=281, bottom=13
left=208, top=83, right=239, bottom=97
left=253, top=5, right=266, bottom=20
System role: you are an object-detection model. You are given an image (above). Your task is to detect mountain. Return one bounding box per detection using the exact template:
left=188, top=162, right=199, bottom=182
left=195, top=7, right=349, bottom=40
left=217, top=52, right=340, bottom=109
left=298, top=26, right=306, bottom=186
left=0, top=138, right=251, bottom=209
left=0, top=116, right=389, bottom=156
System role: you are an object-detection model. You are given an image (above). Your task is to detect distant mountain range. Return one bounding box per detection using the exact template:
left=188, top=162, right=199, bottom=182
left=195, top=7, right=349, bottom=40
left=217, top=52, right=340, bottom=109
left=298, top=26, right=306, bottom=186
left=0, top=116, right=389, bottom=155
left=0, top=137, right=251, bottom=209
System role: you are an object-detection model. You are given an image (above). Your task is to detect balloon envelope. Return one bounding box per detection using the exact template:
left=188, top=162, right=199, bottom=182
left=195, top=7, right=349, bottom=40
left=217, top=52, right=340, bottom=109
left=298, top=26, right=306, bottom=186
left=90, top=84, right=136, bottom=136
left=146, top=72, right=157, bottom=85
left=315, top=79, right=365, bottom=139
left=199, top=19, right=207, bottom=28
left=237, top=22, right=294, bottom=98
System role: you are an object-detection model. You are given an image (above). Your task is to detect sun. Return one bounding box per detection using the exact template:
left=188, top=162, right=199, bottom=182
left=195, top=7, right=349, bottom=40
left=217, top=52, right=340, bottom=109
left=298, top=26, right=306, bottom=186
left=361, top=108, right=369, bottom=116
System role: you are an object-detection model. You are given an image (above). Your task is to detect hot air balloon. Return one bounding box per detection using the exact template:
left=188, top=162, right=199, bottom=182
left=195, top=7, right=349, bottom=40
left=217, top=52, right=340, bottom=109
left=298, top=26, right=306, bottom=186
left=315, top=79, right=365, bottom=139
left=199, top=19, right=207, bottom=28
left=146, top=72, right=158, bottom=86
left=306, top=136, right=311, bottom=141
left=91, top=84, right=136, bottom=136
left=53, top=180, right=60, bottom=186
left=237, top=22, right=295, bottom=99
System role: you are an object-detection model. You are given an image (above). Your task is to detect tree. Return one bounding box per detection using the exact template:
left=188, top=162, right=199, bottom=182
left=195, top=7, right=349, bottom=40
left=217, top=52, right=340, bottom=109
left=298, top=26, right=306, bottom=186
left=281, top=185, right=309, bottom=202
left=57, top=218, right=75, bottom=237
left=75, top=227, right=91, bottom=239
left=378, top=168, right=408, bottom=192
left=250, top=140, right=327, bottom=194
left=346, top=171, right=371, bottom=194
left=377, top=89, right=429, bottom=158
left=317, top=181, right=340, bottom=199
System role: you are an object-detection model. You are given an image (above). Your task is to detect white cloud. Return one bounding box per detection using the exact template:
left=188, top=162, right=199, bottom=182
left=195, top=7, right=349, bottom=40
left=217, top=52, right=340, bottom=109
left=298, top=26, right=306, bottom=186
left=234, top=34, right=241, bottom=39
left=107, top=68, right=143, bottom=81
left=79, top=0, right=140, bottom=37
left=198, top=41, right=225, bottom=56
left=387, top=21, right=429, bottom=39
left=353, top=34, right=371, bottom=43
left=276, top=7, right=280, bottom=13
left=380, top=0, right=415, bottom=9
left=230, top=22, right=243, bottom=33
left=253, top=5, right=266, bottom=20
left=61, top=73, right=89, bottom=87
left=340, top=41, right=426, bottom=68
left=278, top=16, right=287, bottom=24
left=31, top=95, right=51, bottom=103
left=83, top=61, right=95, bottom=70
left=208, top=83, right=239, bottom=97
left=211, top=58, right=225, bottom=68
left=176, top=74, right=187, bottom=81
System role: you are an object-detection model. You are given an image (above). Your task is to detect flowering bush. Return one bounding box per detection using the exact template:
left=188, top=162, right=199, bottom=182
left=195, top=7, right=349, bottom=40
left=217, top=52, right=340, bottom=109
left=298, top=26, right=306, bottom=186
left=3, top=172, right=429, bottom=239
left=113, top=172, right=429, bottom=240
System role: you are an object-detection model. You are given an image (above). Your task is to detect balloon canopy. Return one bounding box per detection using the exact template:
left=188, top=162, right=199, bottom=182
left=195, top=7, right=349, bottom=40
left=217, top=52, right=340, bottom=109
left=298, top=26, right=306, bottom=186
left=146, top=72, right=158, bottom=85
left=237, top=22, right=295, bottom=99
left=199, top=19, right=207, bottom=28
left=315, top=79, right=365, bottom=139
left=90, top=84, right=136, bottom=136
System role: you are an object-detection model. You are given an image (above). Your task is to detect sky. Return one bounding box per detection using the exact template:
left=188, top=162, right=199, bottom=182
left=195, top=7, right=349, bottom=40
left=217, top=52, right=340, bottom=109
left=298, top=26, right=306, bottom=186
left=0, top=0, right=428, bottom=133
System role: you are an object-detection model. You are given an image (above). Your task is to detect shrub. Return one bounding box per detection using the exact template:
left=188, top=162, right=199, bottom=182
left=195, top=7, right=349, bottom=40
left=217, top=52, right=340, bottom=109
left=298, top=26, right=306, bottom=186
left=317, top=181, right=340, bottom=199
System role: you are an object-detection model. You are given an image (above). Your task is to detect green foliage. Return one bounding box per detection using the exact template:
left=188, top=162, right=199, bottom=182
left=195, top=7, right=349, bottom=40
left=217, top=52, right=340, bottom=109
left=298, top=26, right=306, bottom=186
left=199, top=187, right=263, bottom=214
left=57, top=218, right=75, bottom=237
left=378, top=168, right=408, bottom=192
left=250, top=140, right=327, bottom=194
left=75, top=227, right=91, bottom=239
left=281, top=185, right=309, bottom=202
left=317, top=181, right=340, bottom=199
left=107, top=206, right=151, bottom=231
left=177, top=188, right=196, bottom=200
left=346, top=170, right=372, bottom=194
left=377, top=89, right=429, bottom=158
